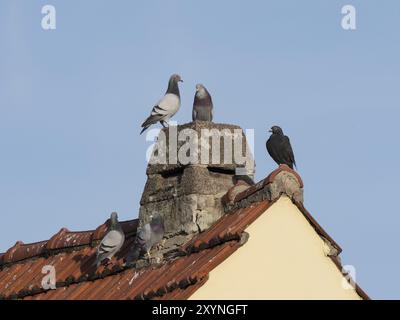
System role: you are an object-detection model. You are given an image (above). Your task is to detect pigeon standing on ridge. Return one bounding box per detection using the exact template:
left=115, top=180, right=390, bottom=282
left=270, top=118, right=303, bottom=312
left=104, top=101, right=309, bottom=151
left=266, top=126, right=297, bottom=169
left=94, top=212, right=125, bottom=268
left=192, top=84, right=213, bottom=122
left=125, top=215, right=165, bottom=263
left=140, top=74, right=183, bottom=134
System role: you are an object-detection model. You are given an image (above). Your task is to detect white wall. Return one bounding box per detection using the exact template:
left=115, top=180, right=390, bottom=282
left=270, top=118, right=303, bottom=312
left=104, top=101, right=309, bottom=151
left=190, top=197, right=362, bottom=300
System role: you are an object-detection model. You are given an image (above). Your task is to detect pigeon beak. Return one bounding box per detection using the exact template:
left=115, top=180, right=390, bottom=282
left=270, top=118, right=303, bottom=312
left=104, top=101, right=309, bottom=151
left=179, top=79, right=183, bottom=83
left=268, top=129, right=272, bottom=133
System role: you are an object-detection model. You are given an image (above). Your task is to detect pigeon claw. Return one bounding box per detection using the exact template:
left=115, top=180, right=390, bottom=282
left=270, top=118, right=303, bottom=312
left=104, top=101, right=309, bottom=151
left=145, top=251, right=152, bottom=262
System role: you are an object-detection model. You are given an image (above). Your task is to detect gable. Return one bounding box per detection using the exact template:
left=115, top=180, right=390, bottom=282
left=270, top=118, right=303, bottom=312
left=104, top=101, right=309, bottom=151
left=190, top=196, right=363, bottom=300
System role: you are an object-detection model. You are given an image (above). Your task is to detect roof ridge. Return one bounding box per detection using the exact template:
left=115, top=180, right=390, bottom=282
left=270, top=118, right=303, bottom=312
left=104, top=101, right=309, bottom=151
left=222, top=164, right=304, bottom=207
left=0, top=219, right=139, bottom=267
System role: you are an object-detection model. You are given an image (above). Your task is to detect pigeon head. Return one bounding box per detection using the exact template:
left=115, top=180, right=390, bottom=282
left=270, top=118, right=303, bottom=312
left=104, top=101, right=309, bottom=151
left=269, top=126, right=284, bottom=135
left=170, top=74, right=183, bottom=83
left=166, top=74, right=183, bottom=96
left=109, top=212, right=119, bottom=228
left=195, top=84, right=208, bottom=98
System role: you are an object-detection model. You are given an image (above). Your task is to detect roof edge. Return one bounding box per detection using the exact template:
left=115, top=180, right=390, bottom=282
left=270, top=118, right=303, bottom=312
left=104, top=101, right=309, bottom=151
left=0, top=219, right=139, bottom=267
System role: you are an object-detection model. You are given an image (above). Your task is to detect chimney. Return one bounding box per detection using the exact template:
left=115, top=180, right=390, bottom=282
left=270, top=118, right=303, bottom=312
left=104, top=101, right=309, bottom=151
left=139, top=121, right=255, bottom=238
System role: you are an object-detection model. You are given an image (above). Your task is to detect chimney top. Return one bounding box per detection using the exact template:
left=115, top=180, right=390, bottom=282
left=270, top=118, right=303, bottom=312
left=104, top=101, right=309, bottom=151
left=139, top=121, right=255, bottom=240
left=146, top=121, right=254, bottom=177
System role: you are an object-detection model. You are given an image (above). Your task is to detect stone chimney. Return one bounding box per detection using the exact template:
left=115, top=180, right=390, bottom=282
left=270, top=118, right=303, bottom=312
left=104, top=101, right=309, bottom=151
left=139, top=121, right=255, bottom=238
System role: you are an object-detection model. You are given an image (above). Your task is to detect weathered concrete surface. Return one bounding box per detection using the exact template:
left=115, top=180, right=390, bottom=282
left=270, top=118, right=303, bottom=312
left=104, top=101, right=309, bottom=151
left=266, top=171, right=304, bottom=203
left=146, top=121, right=255, bottom=176
left=139, top=121, right=255, bottom=239
left=224, top=170, right=304, bottom=213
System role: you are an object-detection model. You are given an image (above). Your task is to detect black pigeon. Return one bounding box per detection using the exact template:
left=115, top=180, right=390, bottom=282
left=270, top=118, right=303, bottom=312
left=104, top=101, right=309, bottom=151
left=140, top=74, right=183, bottom=134
left=192, top=84, right=213, bottom=122
left=266, top=126, right=296, bottom=169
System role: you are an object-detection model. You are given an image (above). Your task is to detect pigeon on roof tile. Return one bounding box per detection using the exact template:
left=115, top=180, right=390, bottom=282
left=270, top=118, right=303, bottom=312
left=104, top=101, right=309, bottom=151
left=94, top=212, right=125, bottom=268
left=266, top=126, right=296, bottom=169
left=192, top=84, right=213, bottom=122
left=125, top=215, right=165, bottom=264
left=140, top=74, right=183, bottom=134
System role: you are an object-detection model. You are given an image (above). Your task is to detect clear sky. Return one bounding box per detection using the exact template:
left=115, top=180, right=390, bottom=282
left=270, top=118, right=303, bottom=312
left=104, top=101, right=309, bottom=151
left=0, top=1, right=399, bottom=299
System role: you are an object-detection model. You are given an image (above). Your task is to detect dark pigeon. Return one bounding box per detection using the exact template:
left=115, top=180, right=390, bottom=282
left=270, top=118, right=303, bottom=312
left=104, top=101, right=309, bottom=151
left=94, top=212, right=125, bottom=268
left=266, top=126, right=296, bottom=169
left=140, top=74, right=183, bottom=134
left=192, top=84, right=213, bottom=122
left=125, top=215, right=165, bottom=264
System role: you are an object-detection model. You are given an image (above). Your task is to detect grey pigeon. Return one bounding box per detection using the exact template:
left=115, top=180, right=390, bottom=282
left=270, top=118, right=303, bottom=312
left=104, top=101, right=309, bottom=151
left=192, top=84, right=213, bottom=122
left=266, top=126, right=296, bottom=169
left=94, top=212, right=125, bottom=268
left=126, top=215, right=165, bottom=263
left=140, top=74, right=183, bottom=134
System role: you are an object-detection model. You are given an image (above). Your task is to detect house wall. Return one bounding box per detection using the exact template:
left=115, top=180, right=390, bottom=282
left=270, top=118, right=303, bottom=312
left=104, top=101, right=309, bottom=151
left=189, top=196, right=363, bottom=300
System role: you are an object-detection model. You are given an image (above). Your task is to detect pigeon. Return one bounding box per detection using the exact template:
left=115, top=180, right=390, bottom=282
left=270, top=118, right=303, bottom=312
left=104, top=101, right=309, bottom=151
left=94, top=212, right=125, bottom=268
left=266, top=126, right=296, bottom=169
left=126, top=215, right=165, bottom=263
left=140, top=74, right=183, bottom=134
left=192, top=84, right=213, bottom=122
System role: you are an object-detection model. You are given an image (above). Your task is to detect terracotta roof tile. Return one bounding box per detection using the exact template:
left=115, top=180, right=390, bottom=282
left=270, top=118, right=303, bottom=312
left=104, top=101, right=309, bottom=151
left=0, top=220, right=139, bottom=267
left=225, top=164, right=303, bottom=206
left=0, top=168, right=368, bottom=300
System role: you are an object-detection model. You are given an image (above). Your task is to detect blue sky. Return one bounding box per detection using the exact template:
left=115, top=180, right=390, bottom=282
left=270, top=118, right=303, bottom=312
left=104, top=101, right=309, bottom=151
left=0, top=1, right=399, bottom=299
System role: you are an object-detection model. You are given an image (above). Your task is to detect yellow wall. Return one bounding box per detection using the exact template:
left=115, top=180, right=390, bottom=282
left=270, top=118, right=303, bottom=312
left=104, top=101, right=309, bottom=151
left=189, top=196, right=362, bottom=300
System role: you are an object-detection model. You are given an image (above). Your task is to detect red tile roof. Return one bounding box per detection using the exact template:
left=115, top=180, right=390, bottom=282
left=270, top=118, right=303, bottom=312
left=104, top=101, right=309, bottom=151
left=0, top=166, right=369, bottom=300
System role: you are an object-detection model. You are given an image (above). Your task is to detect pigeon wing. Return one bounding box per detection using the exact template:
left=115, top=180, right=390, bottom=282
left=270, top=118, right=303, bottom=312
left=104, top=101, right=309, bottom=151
left=283, top=136, right=296, bottom=168
left=266, top=136, right=296, bottom=169
left=141, top=94, right=180, bottom=134
left=157, top=93, right=180, bottom=117
left=95, top=230, right=125, bottom=266
left=192, top=108, right=197, bottom=122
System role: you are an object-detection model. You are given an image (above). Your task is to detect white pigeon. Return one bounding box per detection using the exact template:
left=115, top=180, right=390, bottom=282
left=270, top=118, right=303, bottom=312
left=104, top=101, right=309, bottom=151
left=140, top=74, right=183, bottom=134
left=94, top=212, right=125, bottom=268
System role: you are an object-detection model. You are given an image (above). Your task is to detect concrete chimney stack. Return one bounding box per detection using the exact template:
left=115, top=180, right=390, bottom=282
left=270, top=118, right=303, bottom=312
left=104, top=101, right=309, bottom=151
left=139, top=121, right=255, bottom=239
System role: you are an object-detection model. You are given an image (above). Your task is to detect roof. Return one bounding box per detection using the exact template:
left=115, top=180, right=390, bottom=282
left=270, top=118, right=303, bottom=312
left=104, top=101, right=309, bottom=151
left=0, top=165, right=369, bottom=300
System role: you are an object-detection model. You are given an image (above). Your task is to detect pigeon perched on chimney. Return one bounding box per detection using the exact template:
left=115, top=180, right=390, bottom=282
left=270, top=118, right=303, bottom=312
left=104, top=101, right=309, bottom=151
left=192, top=84, right=213, bottom=122
left=125, top=215, right=165, bottom=264
left=94, top=212, right=125, bottom=268
left=266, top=126, right=297, bottom=169
left=140, top=74, right=183, bottom=134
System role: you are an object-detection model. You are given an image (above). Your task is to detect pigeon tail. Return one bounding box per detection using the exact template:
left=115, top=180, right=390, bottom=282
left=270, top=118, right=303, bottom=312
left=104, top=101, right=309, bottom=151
left=140, top=126, right=149, bottom=135
left=140, top=112, right=165, bottom=134
left=93, top=255, right=102, bottom=269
